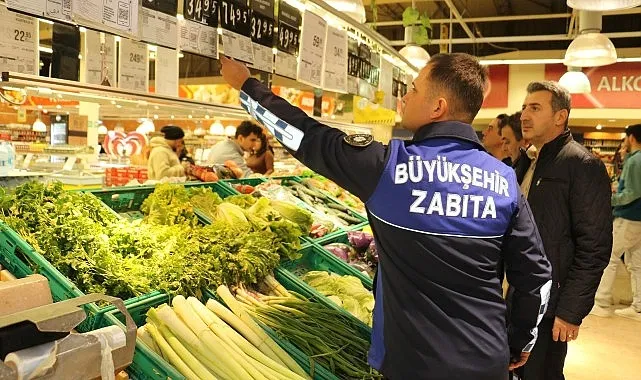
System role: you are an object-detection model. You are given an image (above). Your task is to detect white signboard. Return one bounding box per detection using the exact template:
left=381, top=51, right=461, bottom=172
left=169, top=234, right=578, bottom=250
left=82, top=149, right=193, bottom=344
left=297, top=11, right=326, bottom=87
left=73, top=0, right=139, bottom=36
left=248, top=44, right=273, bottom=73
left=155, top=46, right=179, bottom=96
left=221, top=30, right=254, bottom=63
left=6, top=0, right=72, bottom=23
left=140, top=7, right=178, bottom=49
left=178, top=18, right=218, bottom=58
left=379, top=58, right=394, bottom=110
left=0, top=5, right=39, bottom=75
left=84, top=30, right=116, bottom=86
left=322, top=27, right=347, bottom=93
left=274, top=51, right=297, bottom=79
left=118, top=38, right=148, bottom=92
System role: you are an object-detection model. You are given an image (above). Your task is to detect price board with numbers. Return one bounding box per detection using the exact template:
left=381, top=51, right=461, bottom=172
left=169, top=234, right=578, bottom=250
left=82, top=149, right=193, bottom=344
left=183, top=0, right=218, bottom=27
left=358, top=43, right=371, bottom=81
left=179, top=18, right=218, bottom=58
left=220, top=0, right=251, bottom=37
left=118, top=38, right=149, bottom=92
left=141, top=0, right=178, bottom=48
left=347, top=37, right=359, bottom=78
left=6, top=0, right=72, bottom=24
left=84, top=30, right=116, bottom=86
left=322, top=27, right=347, bottom=93
left=369, top=51, right=380, bottom=87
left=247, top=0, right=274, bottom=73
left=277, top=1, right=301, bottom=55
left=297, top=11, right=327, bottom=87
left=0, top=5, right=38, bottom=75
left=73, top=0, right=139, bottom=37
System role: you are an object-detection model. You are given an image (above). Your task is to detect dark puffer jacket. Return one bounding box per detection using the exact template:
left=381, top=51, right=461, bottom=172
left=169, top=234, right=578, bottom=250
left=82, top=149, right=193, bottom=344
left=526, top=129, right=612, bottom=325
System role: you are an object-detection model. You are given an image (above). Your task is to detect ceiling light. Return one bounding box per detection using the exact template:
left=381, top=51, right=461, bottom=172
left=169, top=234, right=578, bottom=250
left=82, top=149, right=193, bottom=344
left=322, top=0, right=366, bottom=23
left=225, top=125, right=237, bottom=137
left=399, top=44, right=430, bottom=71
left=32, top=118, right=47, bottom=132
left=136, top=119, right=155, bottom=134
left=559, top=67, right=591, bottom=93
left=565, top=10, right=617, bottom=67
left=567, top=0, right=641, bottom=11
left=596, top=124, right=603, bottom=130
left=609, top=119, right=616, bottom=122
left=565, top=33, right=617, bottom=67
left=209, top=120, right=224, bottom=135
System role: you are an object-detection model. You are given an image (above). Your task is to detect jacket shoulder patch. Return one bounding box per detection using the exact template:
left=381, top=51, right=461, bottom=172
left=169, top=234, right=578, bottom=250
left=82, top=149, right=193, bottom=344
left=344, top=134, right=373, bottom=147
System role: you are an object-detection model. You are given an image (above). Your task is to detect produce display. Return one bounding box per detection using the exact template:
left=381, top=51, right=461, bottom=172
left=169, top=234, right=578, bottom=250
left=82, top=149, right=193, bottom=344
left=221, top=284, right=380, bottom=379
left=138, top=292, right=309, bottom=380
left=301, top=271, right=374, bottom=326
left=0, top=182, right=291, bottom=299
left=299, top=177, right=366, bottom=215
left=324, top=230, right=378, bottom=279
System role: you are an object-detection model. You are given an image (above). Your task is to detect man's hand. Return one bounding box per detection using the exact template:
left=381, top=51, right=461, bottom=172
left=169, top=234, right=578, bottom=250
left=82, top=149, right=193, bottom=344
left=509, top=352, right=530, bottom=371
left=220, top=55, right=251, bottom=90
left=552, top=317, right=580, bottom=342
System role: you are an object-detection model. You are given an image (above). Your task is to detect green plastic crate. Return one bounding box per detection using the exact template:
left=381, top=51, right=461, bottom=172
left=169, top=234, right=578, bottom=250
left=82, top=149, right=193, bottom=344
left=0, top=221, right=162, bottom=332
left=200, top=289, right=339, bottom=380
left=100, top=293, right=185, bottom=380
left=87, top=182, right=233, bottom=213
left=315, top=231, right=376, bottom=288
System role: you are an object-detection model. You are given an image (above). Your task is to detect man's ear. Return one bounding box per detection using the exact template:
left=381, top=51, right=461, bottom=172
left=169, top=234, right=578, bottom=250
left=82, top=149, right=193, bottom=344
left=555, top=109, right=569, bottom=128
left=430, top=97, right=448, bottom=120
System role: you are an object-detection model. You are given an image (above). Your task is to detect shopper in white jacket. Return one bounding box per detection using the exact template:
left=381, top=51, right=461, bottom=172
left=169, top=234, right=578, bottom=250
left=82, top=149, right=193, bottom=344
left=148, top=126, right=186, bottom=180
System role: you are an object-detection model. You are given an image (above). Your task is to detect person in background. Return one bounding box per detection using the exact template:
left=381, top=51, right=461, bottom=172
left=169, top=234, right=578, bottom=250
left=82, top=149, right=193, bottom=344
left=499, top=112, right=530, bottom=181
left=483, top=113, right=509, bottom=161
left=220, top=53, right=552, bottom=380
left=591, top=124, right=641, bottom=321
left=514, top=81, right=612, bottom=380
left=148, top=125, right=187, bottom=180
left=246, top=132, right=274, bottom=175
left=207, top=121, right=262, bottom=178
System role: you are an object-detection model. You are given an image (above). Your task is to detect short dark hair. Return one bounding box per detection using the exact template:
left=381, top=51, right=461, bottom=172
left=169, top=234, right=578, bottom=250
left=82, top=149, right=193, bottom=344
left=526, top=81, right=571, bottom=127
left=235, top=121, right=263, bottom=138
left=427, top=53, right=488, bottom=122
left=496, top=114, right=509, bottom=130
left=625, top=124, right=641, bottom=142
left=499, top=112, right=524, bottom=141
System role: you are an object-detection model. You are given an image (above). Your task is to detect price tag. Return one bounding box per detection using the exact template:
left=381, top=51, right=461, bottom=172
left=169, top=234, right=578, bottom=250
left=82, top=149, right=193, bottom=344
left=84, top=30, right=116, bottom=86
left=379, top=58, right=394, bottom=109
left=73, top=0, right=139, bottom=36
left=297, top=11, right=327, bottom=88
left=250, top=11, right=275, bottom=47
left=6, top=0, right=72, bottom=23
left=220, top=0, right=251, bottom=37
left=322, top=27, right=347, bottom=93
left=220, top=30, right=254, bottom=62
left=141, top=0, right=178, bottom=48
left=0, top=5, right=38, bottom=75
left=274, top=51, right=297, bottom=79
left=183, top=0, right=218, bottom=26
left=155, top=46, right=179, bottom=96
left=178, top=18, right=218, bottom=58
left=248, top=44, right=273, bottom=73
left=118, top=38, right=149, bottom=92
left=277, top=1, right=300, bottom=55
left=347, top=75, right=358, bottom=95
left=348, top=38, right=359, bottom=77
left=358, top=43, right=371, bottom=80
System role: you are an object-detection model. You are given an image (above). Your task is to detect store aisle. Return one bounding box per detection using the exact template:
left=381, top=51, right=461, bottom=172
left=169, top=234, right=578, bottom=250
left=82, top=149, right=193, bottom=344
left=564, top=306, right=641, bottom=379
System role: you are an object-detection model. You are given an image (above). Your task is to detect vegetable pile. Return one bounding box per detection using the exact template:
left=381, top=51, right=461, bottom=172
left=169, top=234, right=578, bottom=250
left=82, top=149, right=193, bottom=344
left=0, top=182, right=282, bottom=299
left=324, top=230, right=378, bottom=279
left=139, top=292, right=309, bottom=380
left=222, top=284, right=380, bottom=379
left=301, top=271, right=375, bottom=326
left=299, top=177, right=365, bottom=215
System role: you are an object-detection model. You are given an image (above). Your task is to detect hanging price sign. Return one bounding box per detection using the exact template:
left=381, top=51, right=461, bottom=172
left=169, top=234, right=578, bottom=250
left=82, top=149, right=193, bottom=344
left=297, top=10, right=326, bottom=88
left=141, top=0, right=178, bottom=48
left=347, top=38, right=359, bottom=78
left=155, top=46, right=179, bottom=96
left=369, top=51, right=380, bottom=87
left=276, top=1, right=300, bottom=55
left=246, top=0, right=274, bottom=72
left=0, top=5, right=38, bottom=75
left=6, top=0, right=72, bottom=23
left=220, top=0, right=253, bottom=62
left=118, top=38, right=149, bottom=92
left=178, top=17, right=218, bottom=58
left=73, top=0, right=139, bottom=36
left=183, top=0, right=218, bottom=26
left=322, top=27, right=347, bottom=93
left=84, top=30, right=116, bottom=86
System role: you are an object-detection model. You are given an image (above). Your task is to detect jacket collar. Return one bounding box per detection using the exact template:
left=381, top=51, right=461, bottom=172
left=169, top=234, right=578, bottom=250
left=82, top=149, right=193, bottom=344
left=412, top=121, right=485, bottom=151
left=538, top=128, right=573, bottom=159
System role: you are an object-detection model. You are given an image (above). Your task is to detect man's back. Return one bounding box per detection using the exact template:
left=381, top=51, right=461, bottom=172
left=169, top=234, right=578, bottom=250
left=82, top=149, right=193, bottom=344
left=367, top=129, right=550, bottom=379
left=207, top=139, right=252, bottom=177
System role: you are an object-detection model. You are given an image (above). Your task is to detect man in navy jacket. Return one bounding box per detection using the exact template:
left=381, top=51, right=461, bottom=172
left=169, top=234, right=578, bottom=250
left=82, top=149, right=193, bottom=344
left=220, top=53, right=552, bottom=380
